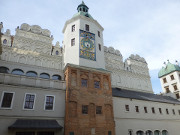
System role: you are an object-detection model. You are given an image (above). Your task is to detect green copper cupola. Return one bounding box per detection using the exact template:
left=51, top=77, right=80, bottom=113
left=77, top=1, right=89, bottom=13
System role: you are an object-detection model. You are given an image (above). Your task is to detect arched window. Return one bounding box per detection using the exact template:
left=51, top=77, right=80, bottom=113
left=136, top=131, right=144, bottom=135
left=162, top=130, right=168, bottom=135
left=3, top=39, right=7, bottom=44
left=52, top=74, right=61, bottom=80
left=12, top=69, right=24, bottom=75
left=26, top=71, right=37, bottom=77
left=56, top=50, right=59, bottom=55
left=154, top=130, right=160, bottom=135
left=40, top=73, right=50, bottom=79
left=83, top=8, right=85, bottom=12
left=0, top=66, right=9, bottom=73
left=146, top=130, right=153, bottom=135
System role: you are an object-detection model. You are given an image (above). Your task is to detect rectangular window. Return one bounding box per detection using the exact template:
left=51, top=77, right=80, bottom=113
left=1, top=92, right=14, bottom=108
left=45, top=96, right=54, bottom=110
left=69, top=132, right=74, bottom=135
left=165, top=87, right=170, bottom=93
left=144, top=107, right=148, bottom=113
left=98, top=44, right=101, bottom=51
left=178, top=110, right=180, bottom=115
left=98, top=31, right=100, bottom=37
left=128, top=130, right=133, bottom=135
left=85, top=24, right=89, bottom=31
left=135, top=106, right=139, bottom=112
left=71, top=38, right=75, bottom=46
left=108, top=131, right=112, bottom=135
left=81, top=79, right=88, bottom=87
left=16, top=132, right=35, bottom=135
left=173, top=85, right=178, bottom=91
left=172, top=109, right=175, bottom=115
left=96, top=106, right=102, bottom=114
left=166, top=109, right=169, bottom=114
left=94, top=81, right=100, bottom=88
left=82, top=105, right=88, bottom=114
left=24, top=93, right=35, bottom=109
left=125, top=105, right=129, bottom=111
left=159, top=108, right=162, bottom=114
left=176, top=93, right=179, bottom=99
left=170, top=75, right=174, bottom=80
left=152, top=107, right=155, bottom=114
left=163, top=78, right=167, bottom=83
left=72, top=25, right=75, bottom=32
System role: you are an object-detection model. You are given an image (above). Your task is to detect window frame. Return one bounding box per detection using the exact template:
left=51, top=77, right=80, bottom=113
left=96, top=106, right=102, bottom=114
left=44, top=95, right=55, bottom=111
left=144, top=107, right=148, bottom=113
left=94, top=80, right=100, bottom=89
left=125, top=105, right=129, bottom=112
left=163, top=78, right=167, bottom=83
left=98, top=31, right=100, bottom=37
left=170, top=75, right=175, bottom=80
left=98, top=44, right=101, bottom=51
left=71, top=38, right=75, bottom=46
left=85, top=24, right=89, bottom=31
left=72, top=24, right=75, bottom=32
left=81, top=78, right=88, bottom=87
left=152, top=107, right=155, bottom=114
left=172, top=109, right=175, bottom=115
left=135, top=106, right=139, bottom=113
left=82, top=105, right=88, bottom=114
left=23, top=93, right=36, bottom=110
left=0, top=91, right=15, bottom=109
left=159, top=108, right=162, bottom=114
left=166, top=108, right=169, bottom=115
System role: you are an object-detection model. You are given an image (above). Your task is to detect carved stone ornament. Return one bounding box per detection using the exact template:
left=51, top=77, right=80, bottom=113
left=31, top=25, right=42, bottom=34
left=104, top=46, right=108, bottom=52
left=108, top=47, right=115, bottom=54
left=20, top=23, right=30, bottom=31
left=42, top=29, right=51, bottom=37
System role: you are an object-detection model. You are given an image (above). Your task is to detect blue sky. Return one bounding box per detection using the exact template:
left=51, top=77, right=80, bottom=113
left=1, top=0, right=180, bottom=93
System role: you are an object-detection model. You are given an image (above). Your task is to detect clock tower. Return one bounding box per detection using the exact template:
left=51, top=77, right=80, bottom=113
left=63, top=1, right=105, bottom=69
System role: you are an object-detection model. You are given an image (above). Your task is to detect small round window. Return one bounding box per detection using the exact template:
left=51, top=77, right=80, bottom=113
left=3, top=39, right=7, bottom=44
left=56, top=50, right=59, bottom=55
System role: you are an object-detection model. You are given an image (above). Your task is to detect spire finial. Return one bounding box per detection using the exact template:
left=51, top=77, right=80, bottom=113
left=82, top=1, right=85, bottom=4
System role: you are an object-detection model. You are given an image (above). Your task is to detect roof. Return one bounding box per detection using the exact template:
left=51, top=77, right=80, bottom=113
left=158, top=62, right=180, bottom=78
left=8, top=119, right=63, bottom=130
left=112, top=88, right=180, bottom=105
left=73, top=11, right=93, bottom=19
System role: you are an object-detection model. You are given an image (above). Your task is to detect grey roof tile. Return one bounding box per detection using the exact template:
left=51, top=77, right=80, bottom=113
left=112, top=88, right=180, bottom=105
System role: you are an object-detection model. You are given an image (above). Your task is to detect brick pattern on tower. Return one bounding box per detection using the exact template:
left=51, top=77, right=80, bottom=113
left=64, top=64, right=115, bottom=135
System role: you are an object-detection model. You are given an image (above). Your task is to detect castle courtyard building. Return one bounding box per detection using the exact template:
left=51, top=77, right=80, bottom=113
left=1, top=2, right=180, bottom=135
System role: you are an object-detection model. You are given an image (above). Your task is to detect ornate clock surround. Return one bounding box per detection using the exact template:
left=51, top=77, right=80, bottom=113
left=79, top=29, right=96, bottom=61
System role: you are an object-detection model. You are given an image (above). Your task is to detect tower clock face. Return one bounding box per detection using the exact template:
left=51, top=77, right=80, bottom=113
left=79, top=30, right=96, bottom=61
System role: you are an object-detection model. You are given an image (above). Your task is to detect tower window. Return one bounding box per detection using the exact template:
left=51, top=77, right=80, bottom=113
left=85, top=24, right=89, bottom=31
left=71, top=38, right=75, bottom=46
left=56, top=50, right=59, bottom=55
left=170, top=75, right=174, bottom=80
left=98, top=44, right=101, bottom=51
left=83, top=8, right=85, bottom=12
left=135, top=106, right=139, bottom=112
left=94, top=81, right=100, bottom=88
left=163, top=78, right=167, bottom=83
left=96, top=106, right=102, bottom=114
left=82, top=105, right=88, bottom=114
left=125, top=105, right=129, bottom=111
left=144, top=107, right=148, bottom=113
left=81, top=79, right=87, bottom=87
left=173, top=85, right=178, bottom=91
left=176, top=93, right=179, bottom=99
left=165, top=87, right=170, bottom=93
left=72, top=25, right=75, bottom=32
left=3, top=39, right=7, bottom=44
left=98, top=31, right=100, bottom=37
